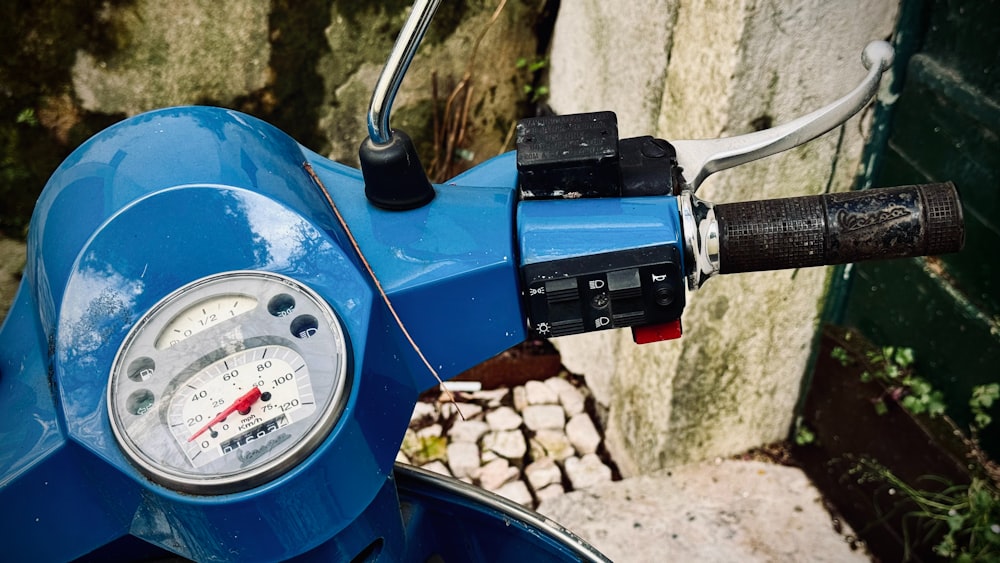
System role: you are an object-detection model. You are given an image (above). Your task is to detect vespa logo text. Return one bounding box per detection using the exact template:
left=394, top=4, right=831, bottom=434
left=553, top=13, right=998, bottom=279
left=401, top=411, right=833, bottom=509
left=238, top=433, right=292, bottom=467
left=837, top=205, right=911, bottom=233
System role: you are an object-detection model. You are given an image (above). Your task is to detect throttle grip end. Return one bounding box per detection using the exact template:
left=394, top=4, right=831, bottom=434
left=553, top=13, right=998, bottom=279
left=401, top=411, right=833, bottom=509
left=920, top=181, right=965, bottom=255
left=825, top=182, right=964, bottom=263
left=710, top=182, right=965, bottom=277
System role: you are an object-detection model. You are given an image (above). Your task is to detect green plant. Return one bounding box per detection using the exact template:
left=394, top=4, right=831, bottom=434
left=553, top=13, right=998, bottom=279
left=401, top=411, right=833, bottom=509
left=829, top=332, right=1000, bottom=559
left=516, top=57, right=549, bottom=102
left=400, top=429, right=448, bottom=466
left=830, top=344, right=851, bottom=366
left=971, top=384, right=1000, bottom=431
left=793, top=417, right=816, bottom=446
left=15, top=108, right=38, bottom=127
left=851, top=457, right=1000, bottom=561
left=831, top=344, right=946, bottom=418
left=832, top=343, right=998, bottom=431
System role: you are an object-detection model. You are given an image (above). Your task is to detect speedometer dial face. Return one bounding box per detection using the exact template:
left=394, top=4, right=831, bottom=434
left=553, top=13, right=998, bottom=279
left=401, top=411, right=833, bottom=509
left=108, top=271, right=350, bottom=494
left=171, top=346, right=310, bottom=468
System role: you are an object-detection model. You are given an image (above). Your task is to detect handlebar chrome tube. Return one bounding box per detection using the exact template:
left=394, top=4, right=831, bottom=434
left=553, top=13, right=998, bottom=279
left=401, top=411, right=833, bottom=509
left=672, top=41, right=894, bottom=192
left=366, top=0, right=443, bottom=145
left=679, top=192, right=720, bottom=290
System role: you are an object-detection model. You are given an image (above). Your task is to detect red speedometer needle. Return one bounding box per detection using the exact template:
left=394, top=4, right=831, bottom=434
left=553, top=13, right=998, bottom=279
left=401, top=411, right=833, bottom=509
left=188, top=386, right=262, bottom=442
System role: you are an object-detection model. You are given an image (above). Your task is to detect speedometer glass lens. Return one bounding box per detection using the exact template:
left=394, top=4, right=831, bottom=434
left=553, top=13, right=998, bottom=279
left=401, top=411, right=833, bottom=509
left=108, top=271, right=350, bottom=494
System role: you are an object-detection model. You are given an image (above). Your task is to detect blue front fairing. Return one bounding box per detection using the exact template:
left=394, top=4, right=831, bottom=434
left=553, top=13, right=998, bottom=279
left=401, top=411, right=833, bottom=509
left=0, top=106, right=526, bottom=560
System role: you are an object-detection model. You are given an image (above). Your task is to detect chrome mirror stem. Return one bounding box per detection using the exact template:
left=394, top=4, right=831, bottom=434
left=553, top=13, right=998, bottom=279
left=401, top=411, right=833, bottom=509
left=367, top=0, right=443, bottom=145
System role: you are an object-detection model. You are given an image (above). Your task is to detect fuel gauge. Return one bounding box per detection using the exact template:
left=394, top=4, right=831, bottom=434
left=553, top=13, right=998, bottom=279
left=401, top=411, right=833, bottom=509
left=155, top=294, right=258, bottom=349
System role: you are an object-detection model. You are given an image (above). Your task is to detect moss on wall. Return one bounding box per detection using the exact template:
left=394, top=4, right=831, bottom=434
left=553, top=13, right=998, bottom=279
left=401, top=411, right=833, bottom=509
left=1, top=0, right=548, bottom=239
left=0, top=1, right=136, bottom=238
left=233, top=0, right=333, bottom=152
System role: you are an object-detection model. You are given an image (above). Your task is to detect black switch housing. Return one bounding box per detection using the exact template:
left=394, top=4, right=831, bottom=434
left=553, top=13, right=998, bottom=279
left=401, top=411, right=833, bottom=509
left=516, top=111, right=679, bottom=200
left=523, top=245, right=685, bottom=338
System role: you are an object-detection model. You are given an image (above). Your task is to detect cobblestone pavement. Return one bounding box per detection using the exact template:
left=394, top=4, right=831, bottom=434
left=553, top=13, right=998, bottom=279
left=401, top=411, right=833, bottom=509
left=398, top=374, right=616, bottom=509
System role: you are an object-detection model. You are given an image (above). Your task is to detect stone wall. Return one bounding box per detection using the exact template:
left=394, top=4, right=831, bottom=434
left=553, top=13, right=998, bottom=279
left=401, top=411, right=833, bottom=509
left=71, top=0, right=545, bottom=171
left=547, top=0, right=899, bottom=475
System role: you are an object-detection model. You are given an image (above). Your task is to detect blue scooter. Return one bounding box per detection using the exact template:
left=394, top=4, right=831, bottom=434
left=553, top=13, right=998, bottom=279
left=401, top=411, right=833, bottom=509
left=0, top=1, right=964, bottom=560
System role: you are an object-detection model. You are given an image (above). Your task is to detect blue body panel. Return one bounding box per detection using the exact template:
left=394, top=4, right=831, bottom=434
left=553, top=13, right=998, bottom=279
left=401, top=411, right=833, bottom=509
left=0, top=106, right=680, bottom=561
left=305, top=149, right=526, bottom=388
left=0, top=107, right=529, bottom=561
left=518, top=196, right=684, bottom=268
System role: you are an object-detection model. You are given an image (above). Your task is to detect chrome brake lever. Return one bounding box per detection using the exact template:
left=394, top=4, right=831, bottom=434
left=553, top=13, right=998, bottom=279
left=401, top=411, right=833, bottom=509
left=672, top=41, right=894, bottom=192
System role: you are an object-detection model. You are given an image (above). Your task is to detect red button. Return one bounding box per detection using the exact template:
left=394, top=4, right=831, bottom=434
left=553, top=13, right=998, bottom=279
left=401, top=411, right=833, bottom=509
left=632, top=319, right=683, bottom=344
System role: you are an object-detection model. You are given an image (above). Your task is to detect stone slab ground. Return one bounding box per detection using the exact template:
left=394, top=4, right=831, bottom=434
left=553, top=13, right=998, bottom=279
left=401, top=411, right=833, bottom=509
left=538, top=459, right=868, bottom=562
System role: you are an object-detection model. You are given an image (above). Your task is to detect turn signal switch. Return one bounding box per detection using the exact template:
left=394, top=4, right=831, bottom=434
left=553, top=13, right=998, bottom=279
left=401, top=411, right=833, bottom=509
left=522, top=246, right=685, bottom=339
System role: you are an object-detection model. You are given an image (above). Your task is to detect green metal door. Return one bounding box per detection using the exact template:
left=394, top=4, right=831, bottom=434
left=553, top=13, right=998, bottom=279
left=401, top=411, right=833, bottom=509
left=840, top=0, right=1000, bottom=453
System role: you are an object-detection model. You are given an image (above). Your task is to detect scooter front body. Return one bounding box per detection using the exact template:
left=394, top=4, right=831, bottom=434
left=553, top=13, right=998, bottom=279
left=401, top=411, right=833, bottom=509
left=0, top=106, right=637, bottom=561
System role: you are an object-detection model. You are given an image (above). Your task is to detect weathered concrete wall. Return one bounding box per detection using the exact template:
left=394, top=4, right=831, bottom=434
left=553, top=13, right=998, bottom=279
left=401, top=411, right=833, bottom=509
left=72, top=2, right=272, bottom=116
left=546, top=0, right=678, bottom=138
left=548, top=0, right=898, bottom=475
left=69, top=0, right=544, bottom=174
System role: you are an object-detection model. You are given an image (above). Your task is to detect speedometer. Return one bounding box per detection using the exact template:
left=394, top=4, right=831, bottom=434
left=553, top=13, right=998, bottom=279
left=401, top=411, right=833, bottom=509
left=108, top=271, right=350, bottom=494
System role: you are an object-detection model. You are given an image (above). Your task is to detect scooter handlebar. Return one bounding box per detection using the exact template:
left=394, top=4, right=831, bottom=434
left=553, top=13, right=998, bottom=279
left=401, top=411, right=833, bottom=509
left=714, top=183, right=965, bottom=274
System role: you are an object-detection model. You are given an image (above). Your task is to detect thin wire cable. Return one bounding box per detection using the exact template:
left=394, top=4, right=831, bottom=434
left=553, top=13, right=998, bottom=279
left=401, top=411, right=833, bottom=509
left=304, top=163, right=463, bottom=416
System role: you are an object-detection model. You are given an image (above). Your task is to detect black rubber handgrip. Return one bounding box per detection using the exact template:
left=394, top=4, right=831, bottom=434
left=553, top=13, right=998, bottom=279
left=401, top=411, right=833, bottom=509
left=715, top=183, right=965, bottom=274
